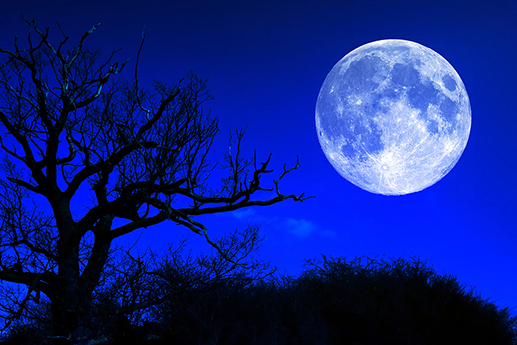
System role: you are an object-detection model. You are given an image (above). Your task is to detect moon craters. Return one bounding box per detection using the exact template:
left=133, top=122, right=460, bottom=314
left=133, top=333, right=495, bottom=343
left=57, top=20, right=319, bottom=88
left=316, top=39, right=471, bottom=195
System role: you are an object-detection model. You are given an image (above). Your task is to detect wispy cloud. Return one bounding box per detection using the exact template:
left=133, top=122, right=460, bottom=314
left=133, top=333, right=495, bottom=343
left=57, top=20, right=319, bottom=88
left=232, top=208, right=257, bottom=220
left=228, top=210, right=335, bottom=240
left=283, top=218, right=316, bottom=238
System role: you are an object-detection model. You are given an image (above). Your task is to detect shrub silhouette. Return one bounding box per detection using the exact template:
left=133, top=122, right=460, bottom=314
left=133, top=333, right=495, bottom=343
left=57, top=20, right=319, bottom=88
left=145, top=255, right=515, bottom=345
left=2, top=255, right=515, bottom=344
left=302, top=256, right=516, bottom=345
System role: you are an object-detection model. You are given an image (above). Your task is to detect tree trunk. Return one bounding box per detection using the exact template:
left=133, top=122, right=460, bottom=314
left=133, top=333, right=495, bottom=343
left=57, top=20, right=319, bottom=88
left=51, top=297, right=78, bottom=345
left=51, top=244, right=82, bottom=345
left=51, top=198, right=83, bottom=345
left=49, top=206, right=112, bottom=344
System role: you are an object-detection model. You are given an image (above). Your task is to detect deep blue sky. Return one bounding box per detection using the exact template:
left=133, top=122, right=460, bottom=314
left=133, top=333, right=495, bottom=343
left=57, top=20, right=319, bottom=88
left=2, top=0, right=516, bottom=316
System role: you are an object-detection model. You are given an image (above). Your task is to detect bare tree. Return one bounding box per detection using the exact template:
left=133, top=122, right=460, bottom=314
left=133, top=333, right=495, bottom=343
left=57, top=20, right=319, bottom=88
left=0, top=20, right=310, bottom=344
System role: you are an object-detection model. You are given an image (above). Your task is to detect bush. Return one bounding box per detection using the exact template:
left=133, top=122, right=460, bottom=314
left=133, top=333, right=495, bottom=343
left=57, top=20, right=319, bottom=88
left=2, top=256, right=515, bottom=345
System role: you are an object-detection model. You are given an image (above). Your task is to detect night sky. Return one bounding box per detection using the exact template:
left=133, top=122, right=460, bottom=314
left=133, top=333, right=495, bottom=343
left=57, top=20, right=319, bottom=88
left=1, top=0, right=516, bottom=317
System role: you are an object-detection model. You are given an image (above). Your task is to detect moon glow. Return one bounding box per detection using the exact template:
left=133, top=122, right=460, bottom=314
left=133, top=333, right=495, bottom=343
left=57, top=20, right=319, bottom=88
left=316, top=39, right=471, bottom=195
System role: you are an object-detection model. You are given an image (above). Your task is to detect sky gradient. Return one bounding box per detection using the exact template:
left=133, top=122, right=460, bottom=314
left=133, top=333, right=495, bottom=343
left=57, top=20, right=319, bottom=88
left=1, top=0, right=516, bottom=317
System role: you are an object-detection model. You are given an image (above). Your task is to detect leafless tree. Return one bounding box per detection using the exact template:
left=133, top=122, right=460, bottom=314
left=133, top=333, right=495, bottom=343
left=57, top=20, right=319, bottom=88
left=0, top=20, right=311, bottom=344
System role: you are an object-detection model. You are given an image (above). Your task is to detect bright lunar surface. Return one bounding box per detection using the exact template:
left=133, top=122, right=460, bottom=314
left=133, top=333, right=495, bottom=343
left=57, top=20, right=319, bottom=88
left=316, top=39, right=471, bottom=195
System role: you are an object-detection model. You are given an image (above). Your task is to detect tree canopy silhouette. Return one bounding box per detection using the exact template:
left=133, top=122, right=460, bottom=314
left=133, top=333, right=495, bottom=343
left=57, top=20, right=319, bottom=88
left=2, top=255, right=515, bottom=345
left=142, top=255, right=517, bottom=345
left=0, top=20, right=310, bottom=344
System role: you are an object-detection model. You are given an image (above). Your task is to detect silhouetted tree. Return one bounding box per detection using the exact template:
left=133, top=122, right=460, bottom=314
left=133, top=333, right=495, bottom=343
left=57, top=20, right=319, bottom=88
left=0, top=20, right=310, bottom=344
left=95, top=225, right=276, bottom=344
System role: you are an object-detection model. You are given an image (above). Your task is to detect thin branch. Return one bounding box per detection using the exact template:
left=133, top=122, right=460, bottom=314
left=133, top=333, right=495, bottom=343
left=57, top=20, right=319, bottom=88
left=5, top=177, right=41, bottom=194
left=134, top=26, right=152, bottom=120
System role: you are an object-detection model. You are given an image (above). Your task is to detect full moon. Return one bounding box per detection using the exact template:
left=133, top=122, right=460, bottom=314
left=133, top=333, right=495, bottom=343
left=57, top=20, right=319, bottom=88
left=315, top=39, right=471, bottom=195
